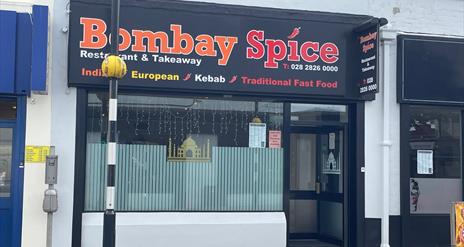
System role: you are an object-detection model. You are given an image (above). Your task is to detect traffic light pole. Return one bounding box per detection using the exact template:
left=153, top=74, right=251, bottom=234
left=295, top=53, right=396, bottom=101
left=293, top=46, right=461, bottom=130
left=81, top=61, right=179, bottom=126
left=103, top=0, right=120, bottom=246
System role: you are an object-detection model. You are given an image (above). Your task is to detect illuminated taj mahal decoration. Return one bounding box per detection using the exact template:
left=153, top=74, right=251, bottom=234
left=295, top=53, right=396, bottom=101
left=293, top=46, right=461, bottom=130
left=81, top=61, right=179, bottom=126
left=167, top=136, right=211, bottom=162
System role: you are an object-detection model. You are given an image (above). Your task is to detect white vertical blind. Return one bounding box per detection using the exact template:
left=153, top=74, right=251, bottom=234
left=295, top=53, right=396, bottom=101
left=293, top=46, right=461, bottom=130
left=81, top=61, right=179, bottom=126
left=85, top=144, right=283, bottom=211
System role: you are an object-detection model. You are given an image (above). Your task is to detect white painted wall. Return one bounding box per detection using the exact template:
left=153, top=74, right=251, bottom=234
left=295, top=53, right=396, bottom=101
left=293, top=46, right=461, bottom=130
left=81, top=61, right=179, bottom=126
left=183, top=0, right=464, bottom=35
left=0, top=2, right=54, bottom=247
left=0, top=0, right=51, bottom=13
left=364, top=35, right=401, bottom=218
left=81, top=213, right=286, bottom=247
left=48, top=0, right=77, bottom=247
left=21, top=94, right=51, bottom=247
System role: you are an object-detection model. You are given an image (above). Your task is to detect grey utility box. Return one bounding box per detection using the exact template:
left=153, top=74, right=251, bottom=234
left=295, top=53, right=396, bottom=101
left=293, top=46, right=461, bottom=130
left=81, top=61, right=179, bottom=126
left=43, top=189, right=58, bottom=213
left=45, top=155, right=58, bottom=185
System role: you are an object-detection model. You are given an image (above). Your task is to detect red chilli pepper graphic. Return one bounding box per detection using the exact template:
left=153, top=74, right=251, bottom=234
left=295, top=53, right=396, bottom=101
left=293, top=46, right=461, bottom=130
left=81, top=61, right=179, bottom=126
left=229, top=75, right=238, bottom=83
left=183, top=73, right=191, bottom=81
left=287, top=27, right=301, bottom=39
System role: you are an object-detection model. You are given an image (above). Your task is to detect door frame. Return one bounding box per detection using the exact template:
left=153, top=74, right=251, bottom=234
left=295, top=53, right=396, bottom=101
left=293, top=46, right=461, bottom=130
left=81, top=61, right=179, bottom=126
left=400, top=104, right=464, bottom=247
left=283, top=102, right=363, bottom=247
left=286, top=126, right=346, bottom=245
left=0, top=96, right=26, bottom=247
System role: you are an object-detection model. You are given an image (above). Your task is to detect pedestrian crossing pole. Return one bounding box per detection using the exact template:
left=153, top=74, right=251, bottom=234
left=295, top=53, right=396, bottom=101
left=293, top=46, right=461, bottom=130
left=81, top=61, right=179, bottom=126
left=101, top=0, right=126, bottom=246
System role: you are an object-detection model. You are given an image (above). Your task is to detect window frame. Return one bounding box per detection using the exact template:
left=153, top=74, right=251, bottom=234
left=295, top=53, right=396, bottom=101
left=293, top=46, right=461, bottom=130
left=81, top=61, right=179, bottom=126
left=400, top=104, right=464, bottom=247
left=82, top=89, right=287, bottom=213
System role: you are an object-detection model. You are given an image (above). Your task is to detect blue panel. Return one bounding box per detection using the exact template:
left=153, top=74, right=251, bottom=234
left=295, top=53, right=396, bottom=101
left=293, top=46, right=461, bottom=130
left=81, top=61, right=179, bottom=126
left=15, top=14, right=32, bottom=95
left=30, top=5, right=48, bottom=91
left=0, top=10, right=17, bottom=93
left=0, top=210, right=12, bottom=247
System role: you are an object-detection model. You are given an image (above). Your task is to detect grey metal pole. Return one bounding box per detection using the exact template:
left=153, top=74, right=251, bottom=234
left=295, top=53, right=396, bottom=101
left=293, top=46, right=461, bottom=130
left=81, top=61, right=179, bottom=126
left=451, top=203, right=456, bottom=246
left=46, top=146, right=56, bottom=247
left=46, top=212, right=53, bottom=247
left=103, top=0, right=119, bottom=246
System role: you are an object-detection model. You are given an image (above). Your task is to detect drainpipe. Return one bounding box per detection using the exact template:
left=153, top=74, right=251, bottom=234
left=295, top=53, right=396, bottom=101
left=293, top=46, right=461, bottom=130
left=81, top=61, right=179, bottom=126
left=380, top=26, right=396, bottom=247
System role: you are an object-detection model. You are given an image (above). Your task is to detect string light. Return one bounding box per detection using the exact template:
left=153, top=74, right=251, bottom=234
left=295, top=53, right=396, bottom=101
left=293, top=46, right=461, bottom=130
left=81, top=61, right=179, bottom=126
left=118, top=101, right=123, bottom=120
left=202, top=108, right=206, bottom=126
left=212, top=103, right=216, bottom=136
left=135, top=102, right=141, bottom=135
left=126, top=100, right=130, bottom=124
left=98, top=101, right=103, bottom=133
left=90, top=102, right=96, bottom=138
left=173, top=111, right=177, bottom=142
left=164, top=100, right=168, bottom=133
left=147, top=103, right=153, bottom=135
left=241, top=108, right=245, bottom=130
left=158, top=106, right=162, bottom=135
left=234, top=110, right=238, bottom=146
left=180, top=112, right=184, bottom=140
left=93, top=94, right=286, bottom=152
left=188, top=107, right=192, bottom=135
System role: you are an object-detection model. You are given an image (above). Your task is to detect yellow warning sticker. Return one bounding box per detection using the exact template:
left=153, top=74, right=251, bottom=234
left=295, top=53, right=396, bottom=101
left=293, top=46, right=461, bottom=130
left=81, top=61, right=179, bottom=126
left=25, top=146, right=50, bottom=163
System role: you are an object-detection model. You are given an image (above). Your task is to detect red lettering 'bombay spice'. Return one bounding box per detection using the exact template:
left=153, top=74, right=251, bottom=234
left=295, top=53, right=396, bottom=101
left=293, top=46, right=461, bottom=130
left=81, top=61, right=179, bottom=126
left=79, top=17, right=340, bottom=69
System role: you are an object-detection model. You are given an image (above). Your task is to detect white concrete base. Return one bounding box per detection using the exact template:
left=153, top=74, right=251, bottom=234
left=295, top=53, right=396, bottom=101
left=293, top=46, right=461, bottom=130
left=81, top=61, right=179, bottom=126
left=82, top=212, right=287, bottom=247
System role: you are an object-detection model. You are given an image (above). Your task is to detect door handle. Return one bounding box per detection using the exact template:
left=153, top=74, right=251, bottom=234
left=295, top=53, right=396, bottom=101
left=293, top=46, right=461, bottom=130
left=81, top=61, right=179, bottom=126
left=315, top=182, right=321, bottom=194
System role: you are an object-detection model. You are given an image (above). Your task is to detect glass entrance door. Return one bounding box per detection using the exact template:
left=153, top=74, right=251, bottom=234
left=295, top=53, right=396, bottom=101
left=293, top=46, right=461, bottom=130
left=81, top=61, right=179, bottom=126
left=288, top=127, right=344, bottom=246
left=0, top=123, right=15, bottom=247
left=401, top=106, right=462, bottom=247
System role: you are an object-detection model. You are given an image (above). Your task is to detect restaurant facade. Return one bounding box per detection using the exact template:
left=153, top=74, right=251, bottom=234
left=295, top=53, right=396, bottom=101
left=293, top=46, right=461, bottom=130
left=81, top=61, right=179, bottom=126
left=11, top=0, right=464, bottom=247
left=67, top=0, right=385, bottom=246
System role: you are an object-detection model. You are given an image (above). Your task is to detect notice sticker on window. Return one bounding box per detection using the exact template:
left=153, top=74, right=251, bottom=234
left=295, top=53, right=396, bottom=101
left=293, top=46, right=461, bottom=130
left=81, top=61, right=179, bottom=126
left=329, top=132, right=336, bottom=150
left=268, top=130, right=281, bottom=148
left=249, top=123, right=266, bottom=148
left=417, top=150, right=433, bottom=175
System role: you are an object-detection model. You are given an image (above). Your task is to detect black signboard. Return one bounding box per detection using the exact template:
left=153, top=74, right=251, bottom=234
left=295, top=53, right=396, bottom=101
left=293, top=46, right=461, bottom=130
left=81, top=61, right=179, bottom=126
left=398, top=35, right=464, bottom=104
left=355, top=23, right=380, bottom=98
left=68, top=0, right=377, bottom=99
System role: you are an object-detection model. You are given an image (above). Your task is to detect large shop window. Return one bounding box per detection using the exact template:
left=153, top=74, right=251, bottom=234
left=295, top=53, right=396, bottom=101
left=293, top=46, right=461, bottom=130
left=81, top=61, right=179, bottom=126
left=84, top=92, right=284, bottom=212
left=408, top=106, right=462, bottom=214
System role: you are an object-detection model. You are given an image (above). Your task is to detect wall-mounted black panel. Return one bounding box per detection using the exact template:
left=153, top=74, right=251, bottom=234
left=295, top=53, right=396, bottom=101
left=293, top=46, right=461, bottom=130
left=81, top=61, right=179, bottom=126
left=398, top=35, right=464, bottom=105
